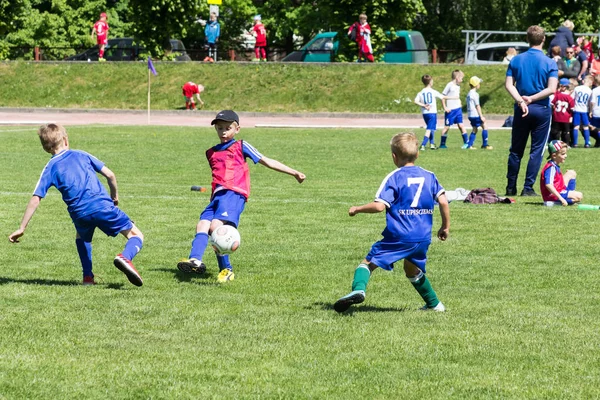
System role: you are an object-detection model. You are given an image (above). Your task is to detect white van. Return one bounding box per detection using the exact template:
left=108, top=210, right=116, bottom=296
left=465, top=42, right=529, bottom=65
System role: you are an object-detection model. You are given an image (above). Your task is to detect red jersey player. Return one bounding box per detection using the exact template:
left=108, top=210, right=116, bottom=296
left=550, top=78, right=575, bottom=144
left=91, top=12, right=109, bottom=61
left=182, top=82, right=205, bottom=110
left=252, top=15, right=267, bottom=61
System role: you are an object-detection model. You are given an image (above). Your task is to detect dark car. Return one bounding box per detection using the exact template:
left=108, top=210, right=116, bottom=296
left=66, top=38, right=191, bottom=61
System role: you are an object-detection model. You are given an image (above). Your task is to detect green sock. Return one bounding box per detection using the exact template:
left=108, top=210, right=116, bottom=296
left=409, top=272, right=439, bottom=308
left=351, top=264, right=371, bottom=292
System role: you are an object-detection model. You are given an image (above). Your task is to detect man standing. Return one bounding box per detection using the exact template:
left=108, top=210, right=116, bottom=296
left=505, top=25, right=558, bottom=196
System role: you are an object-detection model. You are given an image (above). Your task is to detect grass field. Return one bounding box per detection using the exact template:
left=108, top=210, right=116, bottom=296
left=2, top=125, right=600, bottom=399
left=0, top=62, right=514, bottom=114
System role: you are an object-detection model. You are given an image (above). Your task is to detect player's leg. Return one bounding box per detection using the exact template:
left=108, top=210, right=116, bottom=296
left=523, top=105, right=551, bottom=194
left=178, top=218, right=211, bottom=275
left=209, top=219, right=235, bottom=282
left=260, top=46, right=267, bottom=61
left=420, top=129, right=431, bottom=150
left=506, top=108, right=533, bottom=195
left=75, top=230, right=95, bottom=285
left=254, top=46, right=260, bottom=61
left=572, top=113, right=581, bottom=147
left=333, top=260, right=377, bottom=313
left=481, top=120, right=491, bottom=149
left=439, top=116, right=451, bottom=148
left=113, top=224, right=144, bottom=287
left=582, top=113, right=591, bottom=147
left=467, top=124, right=478, bottom=149
left=405, top=243, right=444, bottom=311
left=457, top=121, right=469, bottom=146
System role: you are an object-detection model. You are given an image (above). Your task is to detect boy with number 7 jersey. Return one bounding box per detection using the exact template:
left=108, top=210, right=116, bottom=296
left=334, top=132, right=450, bottom=313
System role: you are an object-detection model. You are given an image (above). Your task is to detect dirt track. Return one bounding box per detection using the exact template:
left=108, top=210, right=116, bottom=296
left=0, top=108, right=509, bottom=129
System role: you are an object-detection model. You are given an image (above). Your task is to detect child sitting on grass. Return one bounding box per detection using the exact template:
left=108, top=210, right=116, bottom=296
left=8, top=124, right=144, bottom=286
left=541, top=140, right=583, bottom=206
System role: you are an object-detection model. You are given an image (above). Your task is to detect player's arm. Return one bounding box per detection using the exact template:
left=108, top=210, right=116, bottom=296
left=9, top=196, right=42, bottom=243
left=476, top=104, right=485, bottom=121
left=195, top=93, right=204, bottom=107
left=437, top=193, right=450, bottom=240
left=505, top=75, right=529, bottom=116
left=99, top=166, right=119, bottom=205
left=546, top=183, right=568, bottom=206
left=523, top=77, right=558, bottom=104
left=441, top=97, right=449, bottom=112
left=349, top=201, right=386, bottom=216
left=258, top=157, right=305, bottom=183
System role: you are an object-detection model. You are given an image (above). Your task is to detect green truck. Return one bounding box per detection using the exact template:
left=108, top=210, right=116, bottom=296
left=282, top=30, right=428, bottom=63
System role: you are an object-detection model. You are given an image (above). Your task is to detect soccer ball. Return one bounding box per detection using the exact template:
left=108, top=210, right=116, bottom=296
left=209, top=225, right=241, bottom=255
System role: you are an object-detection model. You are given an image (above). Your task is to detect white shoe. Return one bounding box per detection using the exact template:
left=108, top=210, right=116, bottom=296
left=419, top=301, right=445, bottom=312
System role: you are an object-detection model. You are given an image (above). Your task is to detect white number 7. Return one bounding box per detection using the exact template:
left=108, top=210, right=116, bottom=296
left=407, top=177, right=425, bottom=207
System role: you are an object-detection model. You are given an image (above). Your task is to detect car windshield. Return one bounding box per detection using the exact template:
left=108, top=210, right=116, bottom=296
left=477, top=46, right=527, bottom=62
left=306, top=38, right=333, bottom=51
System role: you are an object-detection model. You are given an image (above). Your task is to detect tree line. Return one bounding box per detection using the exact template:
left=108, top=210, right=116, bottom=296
left=1, top=0, right=600, bottom=61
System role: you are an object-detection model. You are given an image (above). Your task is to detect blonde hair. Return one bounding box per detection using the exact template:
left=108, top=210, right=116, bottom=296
left=38, top=123, right=67, bottom=153
left=563, top=20, right=574, bottom=30
left=506, top=47, right=517, bottom=56
left=390, top=132, right=419, bottom=162
left=359, top=14, right=367, bottom=20
left=451, top=69, right=463, bottom=80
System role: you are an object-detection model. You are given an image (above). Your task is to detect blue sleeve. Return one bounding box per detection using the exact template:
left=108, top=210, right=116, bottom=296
left=548, top=59, right=559, bottom=78
left=431, top=174, right=445, bottom=201
left=543, top=166, right=554, bottom=185
left=375, top=176, right=396, bottom=208
left=83, top=151, right=105, bottom=172
left=33, top=166, right=53, bottom=198
left=205, top=24, right=209, bottom=37
left=506, top=62, right=514, bottom=77
left=216, top=22, right=220, bottom=38
left=242, top=141, right=263, bottom=164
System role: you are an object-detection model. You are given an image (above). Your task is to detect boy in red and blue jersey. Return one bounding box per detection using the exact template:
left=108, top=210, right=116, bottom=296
left=177, top=110, right=305, bottom=282
left=8, top=124, right=144, bottom=286
left=334, top=132, right=450, bottom=313
left=540, top=140, right=582, bottom=206
left=91, top=12, right=109, bottom=61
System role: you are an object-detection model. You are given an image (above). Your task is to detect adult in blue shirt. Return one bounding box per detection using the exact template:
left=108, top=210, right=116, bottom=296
left=505, top=25, right=558, bottom=196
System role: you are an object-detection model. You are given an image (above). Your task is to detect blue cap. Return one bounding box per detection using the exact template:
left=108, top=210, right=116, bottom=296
left=559, top=78, right=570, bottom=86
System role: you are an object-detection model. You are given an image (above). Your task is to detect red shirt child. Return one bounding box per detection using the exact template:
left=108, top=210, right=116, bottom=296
left=552, top=90, right=574, bottom=123
left=252, top=15, right=267, bottom=61
left=182, top=82, right=205, bottom=110
left=92, top=12, right=109, bottom=60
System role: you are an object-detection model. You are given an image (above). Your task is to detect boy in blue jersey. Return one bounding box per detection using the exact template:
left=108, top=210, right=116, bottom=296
left=177, top=110, right=305, bottom=283
left=8, top=124, right=144, bottom=286
left=334, top=132, right=450, bottom=313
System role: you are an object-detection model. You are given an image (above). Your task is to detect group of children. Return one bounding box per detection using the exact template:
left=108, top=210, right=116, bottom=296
left=9, top=111, right=450, bottom=313
left=413, top=70, right=492, bottom=152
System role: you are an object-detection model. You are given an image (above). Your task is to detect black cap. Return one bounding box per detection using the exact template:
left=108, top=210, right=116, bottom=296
left=211, top=110, right=239, bottom=125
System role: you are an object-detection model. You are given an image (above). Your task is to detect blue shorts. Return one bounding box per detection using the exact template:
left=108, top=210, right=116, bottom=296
left=73, top=206, right=133, bottom=242
left=468, top=116, right=483, bottom=128
left=200, top=189, right=246, bottom=227
left=366, top=240, right=431, bottom=273
left=590, top=117, right=600, bottom=128
left=422, top=113, right=437, bottom=131
left=573, top=111, right=590, bottom=127
left=445, top=108, right=463, bottom=126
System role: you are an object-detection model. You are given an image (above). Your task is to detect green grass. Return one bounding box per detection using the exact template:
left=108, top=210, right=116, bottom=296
left=0, top=62, right=514, bottom=114
left=2, top=125, right=600, bottom=399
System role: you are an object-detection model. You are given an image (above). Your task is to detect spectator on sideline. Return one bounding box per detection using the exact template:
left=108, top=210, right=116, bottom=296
left=502, top=47, right=517, bottom=64
left=548, top=20, right=575, bottom=57
left=252, top=15, right=267, bottom=61
left=204, top=12, right=220, bottom=62
left=505, top=25, right=558, bottom=197
left=557, top=47, right=580, bottom=80
left=574, top=42, right=590, bottom=83
left=348, top=14, right=374, bottom=62
left=91, top=12, right=109, bottom=61
left=550, top=45, right=562, bottom=64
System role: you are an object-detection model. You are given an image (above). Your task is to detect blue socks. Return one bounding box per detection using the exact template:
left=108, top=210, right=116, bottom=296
left=482, top=129, right=489, bottom=146
left=189, top=232, right=209, bottom=260
left=421, top=135, right=429, bottom=147
left=573, top=129, right=579, bottom=145
left=217, top=254, right=232, bottom=271
left=122, top=236, right=143, bottom=261
left=461, top=132, right=468, bottom=144
left=76, top=238, right=93, bottom=278
left=584, top=128, right=590, bottom=146
left=468, top=132, right=476, bottom=147
left=440, top=135, right=448, bottom=146
left=430, top=131, right=435, bottom=145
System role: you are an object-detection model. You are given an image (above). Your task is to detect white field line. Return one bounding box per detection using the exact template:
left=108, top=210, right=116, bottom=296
left=255, top=123, right=512, bottom=130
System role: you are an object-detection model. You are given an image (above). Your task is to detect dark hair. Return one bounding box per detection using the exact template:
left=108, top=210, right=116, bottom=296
left=421, top=74, right=432, bottom=86
left=526, top=25, right=545, bottom=46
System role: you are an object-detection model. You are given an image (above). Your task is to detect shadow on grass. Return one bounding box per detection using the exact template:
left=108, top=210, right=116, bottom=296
left=153, top=268, right=219, bottom=286
left=0, top=276, right=128, bottom=289
left=309, top=302, right=407, bottom=315
left=0, top=276, right=79, bottom=286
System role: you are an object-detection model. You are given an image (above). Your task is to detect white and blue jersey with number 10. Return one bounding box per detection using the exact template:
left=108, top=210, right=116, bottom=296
left=374, top=166, right=444, bottom=243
